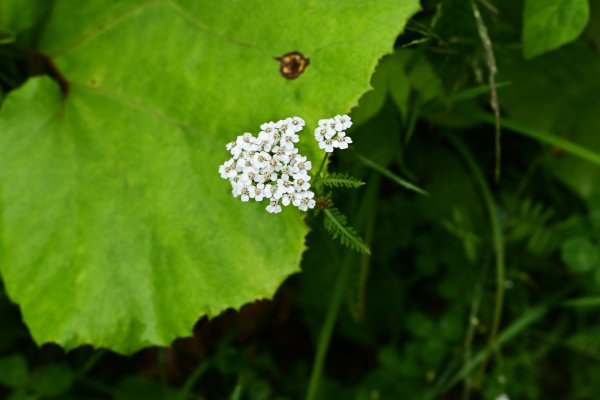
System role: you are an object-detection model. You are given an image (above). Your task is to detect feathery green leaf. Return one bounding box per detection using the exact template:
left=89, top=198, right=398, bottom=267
left=318, top=173, right=365, bottom=189
left=323, top=208, right=371, bottom=255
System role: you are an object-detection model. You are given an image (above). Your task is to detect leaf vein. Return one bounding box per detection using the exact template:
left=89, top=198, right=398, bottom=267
left=48, top=0, right=161, bottom=57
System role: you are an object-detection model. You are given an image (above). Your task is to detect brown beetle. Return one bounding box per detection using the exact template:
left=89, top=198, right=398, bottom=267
left=275, top=51, right=310, bottom=80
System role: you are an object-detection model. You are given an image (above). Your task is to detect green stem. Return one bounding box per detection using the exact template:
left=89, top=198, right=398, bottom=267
left=427, top=285, right=574, bottom=398
left=447, top=134, right=505, bottom=366
left=78, top=377, right=120, bottom=397
left=306, top=251, right=351, bottom=400
left=75, top=350, right=105, bottom=378
left=158, top=349, right=170, bottom=400
left=469, top=0, right=501, bottom=182
left=313, top=153, right=330, bottom=186
left=462, top=256, right=490, bottom=398
left=306, top=173, right=378, bottom=400
left=403, top=99, right=421, bottom=146
left=178, top=361, right=209, bottom=400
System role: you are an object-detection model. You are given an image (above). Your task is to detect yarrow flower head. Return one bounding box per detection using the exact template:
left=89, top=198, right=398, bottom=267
left=219, top=117, right=316, bottom=214
left=315, top=114, right=353, bottom=153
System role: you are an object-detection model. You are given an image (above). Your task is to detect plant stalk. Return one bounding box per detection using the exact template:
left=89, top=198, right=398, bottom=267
left=447, top=134, right=505, bottom=368
left=313, top=153, right=330, bottom=186
left=305, top=247, right=351, bottom=400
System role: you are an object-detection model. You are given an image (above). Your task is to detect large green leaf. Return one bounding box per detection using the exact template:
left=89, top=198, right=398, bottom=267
left=0, top=0, right=420, bottom=353
left=523, top=0, right=590, bottom=59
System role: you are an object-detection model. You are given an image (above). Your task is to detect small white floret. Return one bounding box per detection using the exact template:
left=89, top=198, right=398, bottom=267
left=266, top=199, right=282, bottom=214
left=334, top=114, right=352, bottom=131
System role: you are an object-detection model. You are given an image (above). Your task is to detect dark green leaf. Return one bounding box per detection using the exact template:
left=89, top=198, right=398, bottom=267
left=523, top=0, right=590, bottom=59
left=30, top=364, right=73, bottom=398
left=561, top=236, right=600, bottom=273
left=0, top=354, right=28, bottom=388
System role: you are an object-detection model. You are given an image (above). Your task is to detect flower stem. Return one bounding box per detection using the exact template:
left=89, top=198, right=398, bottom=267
left=447, top=133, right=505, bottom=371
left=306, top=242, right=349, bottom=400
left=313, top=153, right=329, bottom=185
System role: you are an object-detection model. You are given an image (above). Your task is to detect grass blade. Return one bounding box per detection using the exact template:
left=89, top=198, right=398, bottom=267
left=446, top=81, right=511, bottom=103
left=355, top=153, right=429, bottom=196
left=428, top=304, right=548, bottom=398
left=562, top=296, right=600, bottom=308
left=474, top=112, right=600, bottom=167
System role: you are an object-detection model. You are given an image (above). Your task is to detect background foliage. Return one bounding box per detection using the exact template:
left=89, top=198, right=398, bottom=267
left=2, top=0, right=600, bottom=399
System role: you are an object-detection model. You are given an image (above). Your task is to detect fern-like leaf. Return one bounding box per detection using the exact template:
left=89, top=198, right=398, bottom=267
left=319, top=173, right=365, bottom=189
left=323, top=207, right=370, bottom=254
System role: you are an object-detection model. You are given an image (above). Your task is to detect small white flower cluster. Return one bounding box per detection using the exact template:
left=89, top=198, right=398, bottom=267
left=219, top=117, right=316, bottom=214
left=314, top=114, right=353, bottom=153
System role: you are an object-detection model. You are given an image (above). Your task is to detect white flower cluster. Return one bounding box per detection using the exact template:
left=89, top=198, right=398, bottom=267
left=314, top=114, right=353, bottom=152
left=218, top=117, right=316, bottom=214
